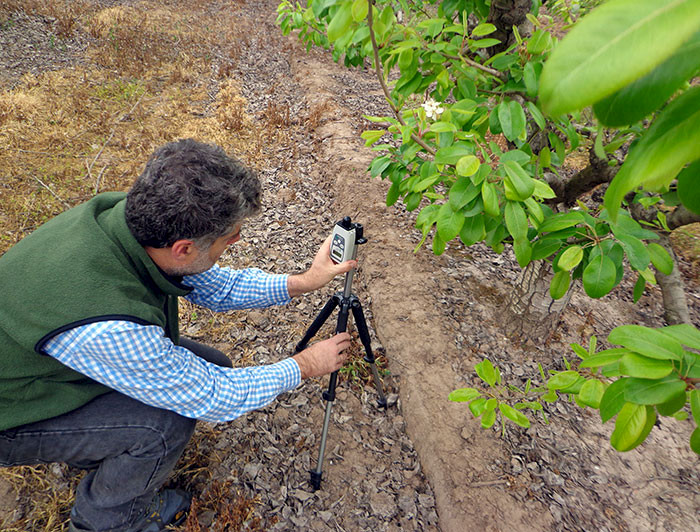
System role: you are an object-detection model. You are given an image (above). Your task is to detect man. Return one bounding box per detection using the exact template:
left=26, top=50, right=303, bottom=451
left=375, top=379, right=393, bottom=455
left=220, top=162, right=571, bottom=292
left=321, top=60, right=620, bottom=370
left=0, top=139, right=356, bottom=531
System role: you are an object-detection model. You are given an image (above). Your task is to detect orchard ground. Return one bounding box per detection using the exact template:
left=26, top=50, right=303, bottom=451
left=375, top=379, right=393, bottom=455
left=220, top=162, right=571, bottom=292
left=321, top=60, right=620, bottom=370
left=0, top=1, right=698, bottom=531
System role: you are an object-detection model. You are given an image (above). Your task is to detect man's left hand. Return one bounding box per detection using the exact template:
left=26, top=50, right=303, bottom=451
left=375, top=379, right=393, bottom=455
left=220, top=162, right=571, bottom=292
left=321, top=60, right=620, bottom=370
left=287, top=235, right=357, bottom=297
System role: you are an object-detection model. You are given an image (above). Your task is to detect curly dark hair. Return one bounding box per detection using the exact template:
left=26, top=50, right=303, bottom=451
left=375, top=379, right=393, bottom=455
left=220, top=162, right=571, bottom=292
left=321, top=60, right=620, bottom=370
left=125, top=139, right=261, bottom=248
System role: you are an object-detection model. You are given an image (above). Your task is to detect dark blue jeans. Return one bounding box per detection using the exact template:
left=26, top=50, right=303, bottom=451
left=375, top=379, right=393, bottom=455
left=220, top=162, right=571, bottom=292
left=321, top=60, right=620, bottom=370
left=0, top=338, right=231, bottom=531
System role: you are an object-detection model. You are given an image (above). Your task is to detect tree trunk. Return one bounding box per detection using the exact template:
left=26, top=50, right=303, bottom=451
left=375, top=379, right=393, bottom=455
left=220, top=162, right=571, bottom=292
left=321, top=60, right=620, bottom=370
left=487, top=0, right=532, bottom=56
left=654, top=233, right=691, bottom=325
left=629, top=202, right=697, bottom=326
left=504, top=261, right=574, bottom=343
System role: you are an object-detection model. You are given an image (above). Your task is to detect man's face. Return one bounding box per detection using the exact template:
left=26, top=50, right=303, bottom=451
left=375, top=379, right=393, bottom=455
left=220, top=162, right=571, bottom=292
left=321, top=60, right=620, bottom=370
left=178, top=224, right=242, bottom=276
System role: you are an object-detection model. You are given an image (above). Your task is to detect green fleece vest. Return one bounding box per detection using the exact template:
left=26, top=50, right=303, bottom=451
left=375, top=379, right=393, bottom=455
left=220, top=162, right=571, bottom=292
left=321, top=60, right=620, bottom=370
left=0, top=192, right=191, bottom=431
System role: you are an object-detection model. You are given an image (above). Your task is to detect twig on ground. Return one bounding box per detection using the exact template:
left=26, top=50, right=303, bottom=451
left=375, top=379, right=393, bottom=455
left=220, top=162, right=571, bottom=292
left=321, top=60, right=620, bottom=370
left=466, top=479, right=507, bottom=488
left=94, top=165, right=109, bottom=195
left=30, top=175, right=71, bottom=208
left=83, top=92, right=145, bottom=185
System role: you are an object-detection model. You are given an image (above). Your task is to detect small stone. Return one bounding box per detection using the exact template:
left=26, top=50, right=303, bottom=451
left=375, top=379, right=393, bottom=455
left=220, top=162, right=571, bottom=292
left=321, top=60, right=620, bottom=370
left=417, top=493, right=434, bottom=508
left=243, top=462, right=262, bottom=479
left=369, top=491, right=397, bottom=519
left=397, top=492, right=416, bottom=518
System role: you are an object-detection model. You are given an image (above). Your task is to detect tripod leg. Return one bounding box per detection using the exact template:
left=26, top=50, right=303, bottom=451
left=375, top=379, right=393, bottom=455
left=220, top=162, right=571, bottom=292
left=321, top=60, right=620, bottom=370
left=351, top=299, right=388, bottom=408
left=310, top=297, right=351, bottom=491
left=295, top=296, right=339, bottom=353
left=310, top=371, right=336, bottom=491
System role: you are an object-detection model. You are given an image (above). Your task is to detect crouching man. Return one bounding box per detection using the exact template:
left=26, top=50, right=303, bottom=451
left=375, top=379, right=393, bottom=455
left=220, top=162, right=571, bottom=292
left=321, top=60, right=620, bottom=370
left=0, top=138, right=355, bottom=532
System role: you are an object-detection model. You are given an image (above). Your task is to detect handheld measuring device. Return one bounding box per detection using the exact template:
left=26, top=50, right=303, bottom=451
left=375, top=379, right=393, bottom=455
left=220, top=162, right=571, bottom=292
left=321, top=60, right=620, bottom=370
left=329, top=217, right=365, bottom=263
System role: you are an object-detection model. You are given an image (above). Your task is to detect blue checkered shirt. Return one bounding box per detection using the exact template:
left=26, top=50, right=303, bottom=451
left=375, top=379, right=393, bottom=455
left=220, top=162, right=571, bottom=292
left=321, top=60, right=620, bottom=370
left=43, top=264, right=301, bottom=422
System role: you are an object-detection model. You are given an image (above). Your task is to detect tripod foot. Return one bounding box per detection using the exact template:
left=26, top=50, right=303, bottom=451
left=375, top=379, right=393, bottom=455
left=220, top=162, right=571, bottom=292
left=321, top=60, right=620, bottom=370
left=310, top=470, right=323, bottom=491
left=376, top=397, right=388, bottom=409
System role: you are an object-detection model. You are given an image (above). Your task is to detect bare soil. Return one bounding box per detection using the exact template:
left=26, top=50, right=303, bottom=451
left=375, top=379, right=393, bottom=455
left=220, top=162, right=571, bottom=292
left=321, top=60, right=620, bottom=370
left=1, top=1, right=699, bottom=531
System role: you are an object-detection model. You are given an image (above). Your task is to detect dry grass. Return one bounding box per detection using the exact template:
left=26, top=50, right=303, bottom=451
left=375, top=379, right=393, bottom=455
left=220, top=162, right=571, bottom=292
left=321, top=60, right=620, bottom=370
left=0, top=1, right=287, bottom=530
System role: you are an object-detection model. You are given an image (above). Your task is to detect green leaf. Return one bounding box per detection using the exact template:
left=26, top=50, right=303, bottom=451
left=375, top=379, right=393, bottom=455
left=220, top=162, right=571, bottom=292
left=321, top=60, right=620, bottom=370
left=600, top=378, right=630, bottom=423
left=432, top=231, right=446, bottom=255
left=682, top=351, right=700, bottom=378
left=611, top=402, right=648, bottom=451
left=503, top=161, right=535, bottom=201
left=633, top=274, right=646, bottom=303
left=434, top=142, right=475, bottom=165
left=690, top=389, right=700, bottom=424
left=558, top=245, right=584, bottom=272
left=504, top=201, right=528, bottom=240
left=661, top=324, right=700, bottom=349
left=549, top=270, right=570, bottom=300
left=523, top=62, right=538, bottom=99
left=460, top=214, right=486, bottom=246
left=449, top=177, right=480, bottom=210
left=578, top=379, right=605, bottom=409
left=582, top=254, right=617, bottom=298
left=351, top=0, right=368, bottom=21
left=656, top=391, right=687, bottom=416
left=624, top=375, right=687, bottom=405
left=594, top=30, right=700, bottom=127
left=676, top=159, right=700, bottom=215
left=616, top=233, right=650, bottom=271
left=513, top=238, right=532, bottom=268
left=456, top=155, right=480, bottom=177
left=472, top=38, right=501, bottom=49
left=532, top=179, right=557, bottom=199
left=580, top=348, right=629, bottom=368
left=498, top=101, right=526, bottom=142
left=531, top=237, right=561, bottom=260
left=430, top=121, right=458, bottom=133
left=539, top=0, right=700, bottom=116
left=604, top=210, right=659, bottom=240
left=481, top=181, right=500, bottom=217
left=526, top=101, right=546, bottom=131
left=475, top=359, right=499, bottom=387
left=547, top=370, right=580, bottom=390
left=618, top=353, right=674, bottom=379
left=370, top=155, right=392, bottom=178
left=499, top=403, right=531, bottom=428
left=608, top=325, right=685, bottom=361
left=327, top=1, right=354, bottom=43
left=449, top=388, right=482, bottom=402
left=481, top=407, right=497, bottom=428
left=604, top=86, right=700, bottom=218
left=611, top=403, right=655, bottom=452
left=361, top=130, right=385, bottom=146
left=527, top=29, right=552, bottom=55
left=436, top=203, right=465, bottom=242
left=647, top=242, right=674, bottom=275
left=469, top=397, right=487, bottom=417
left=538, top=211, right=584, bottom=233
left=472, top=22, right=496, bottom=37
left=690, top=428, right=700, bottom=454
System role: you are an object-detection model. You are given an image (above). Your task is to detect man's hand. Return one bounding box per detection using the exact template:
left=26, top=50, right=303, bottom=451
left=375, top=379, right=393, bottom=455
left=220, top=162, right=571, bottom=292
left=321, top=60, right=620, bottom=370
left=292, top=332, right=352, bottom=379
left=287, top=235, right=357, bottom=297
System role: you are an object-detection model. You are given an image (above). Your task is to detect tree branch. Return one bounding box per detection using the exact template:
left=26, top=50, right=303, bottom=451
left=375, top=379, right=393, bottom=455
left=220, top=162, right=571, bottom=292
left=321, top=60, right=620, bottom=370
left=667, top=204, right=700, bottom=231
left=367, top=1, right=435, bottom=156
left=439, top=52, right=507, bottom=80
left=543, top=150, right=617, bottom=205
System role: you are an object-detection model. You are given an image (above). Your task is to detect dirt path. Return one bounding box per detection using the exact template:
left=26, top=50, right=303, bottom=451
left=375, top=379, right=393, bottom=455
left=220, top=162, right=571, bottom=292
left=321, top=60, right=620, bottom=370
left=246, top=3, right=700, bottom=531
left=1, top=2, right=698, bottom=531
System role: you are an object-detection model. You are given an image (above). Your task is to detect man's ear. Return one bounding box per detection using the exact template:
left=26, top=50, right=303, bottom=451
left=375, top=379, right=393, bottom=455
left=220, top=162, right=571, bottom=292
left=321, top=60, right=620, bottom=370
left=170, top=239, right=197, bottom=261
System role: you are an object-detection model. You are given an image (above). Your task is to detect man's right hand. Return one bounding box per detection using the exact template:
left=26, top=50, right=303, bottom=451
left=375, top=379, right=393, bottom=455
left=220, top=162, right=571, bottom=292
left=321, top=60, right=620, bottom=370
left=292, top=333, right=352, bottom=379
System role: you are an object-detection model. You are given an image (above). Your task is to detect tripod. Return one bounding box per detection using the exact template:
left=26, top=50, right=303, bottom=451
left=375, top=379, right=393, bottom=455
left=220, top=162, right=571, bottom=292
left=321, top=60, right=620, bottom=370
left=295, top=219, right=387, bottom=491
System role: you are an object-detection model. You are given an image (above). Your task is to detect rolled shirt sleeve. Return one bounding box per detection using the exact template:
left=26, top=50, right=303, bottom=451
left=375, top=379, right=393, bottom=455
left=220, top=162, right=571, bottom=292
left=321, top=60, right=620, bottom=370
left=182, top=264, right=291, bottom=311
left=43, top=320, right=301, bottom=422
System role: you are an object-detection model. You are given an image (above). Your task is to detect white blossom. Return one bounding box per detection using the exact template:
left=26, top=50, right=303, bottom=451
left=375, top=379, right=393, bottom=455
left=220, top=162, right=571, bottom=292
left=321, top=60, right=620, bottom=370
left=422, top=98, right=444, bottom=120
